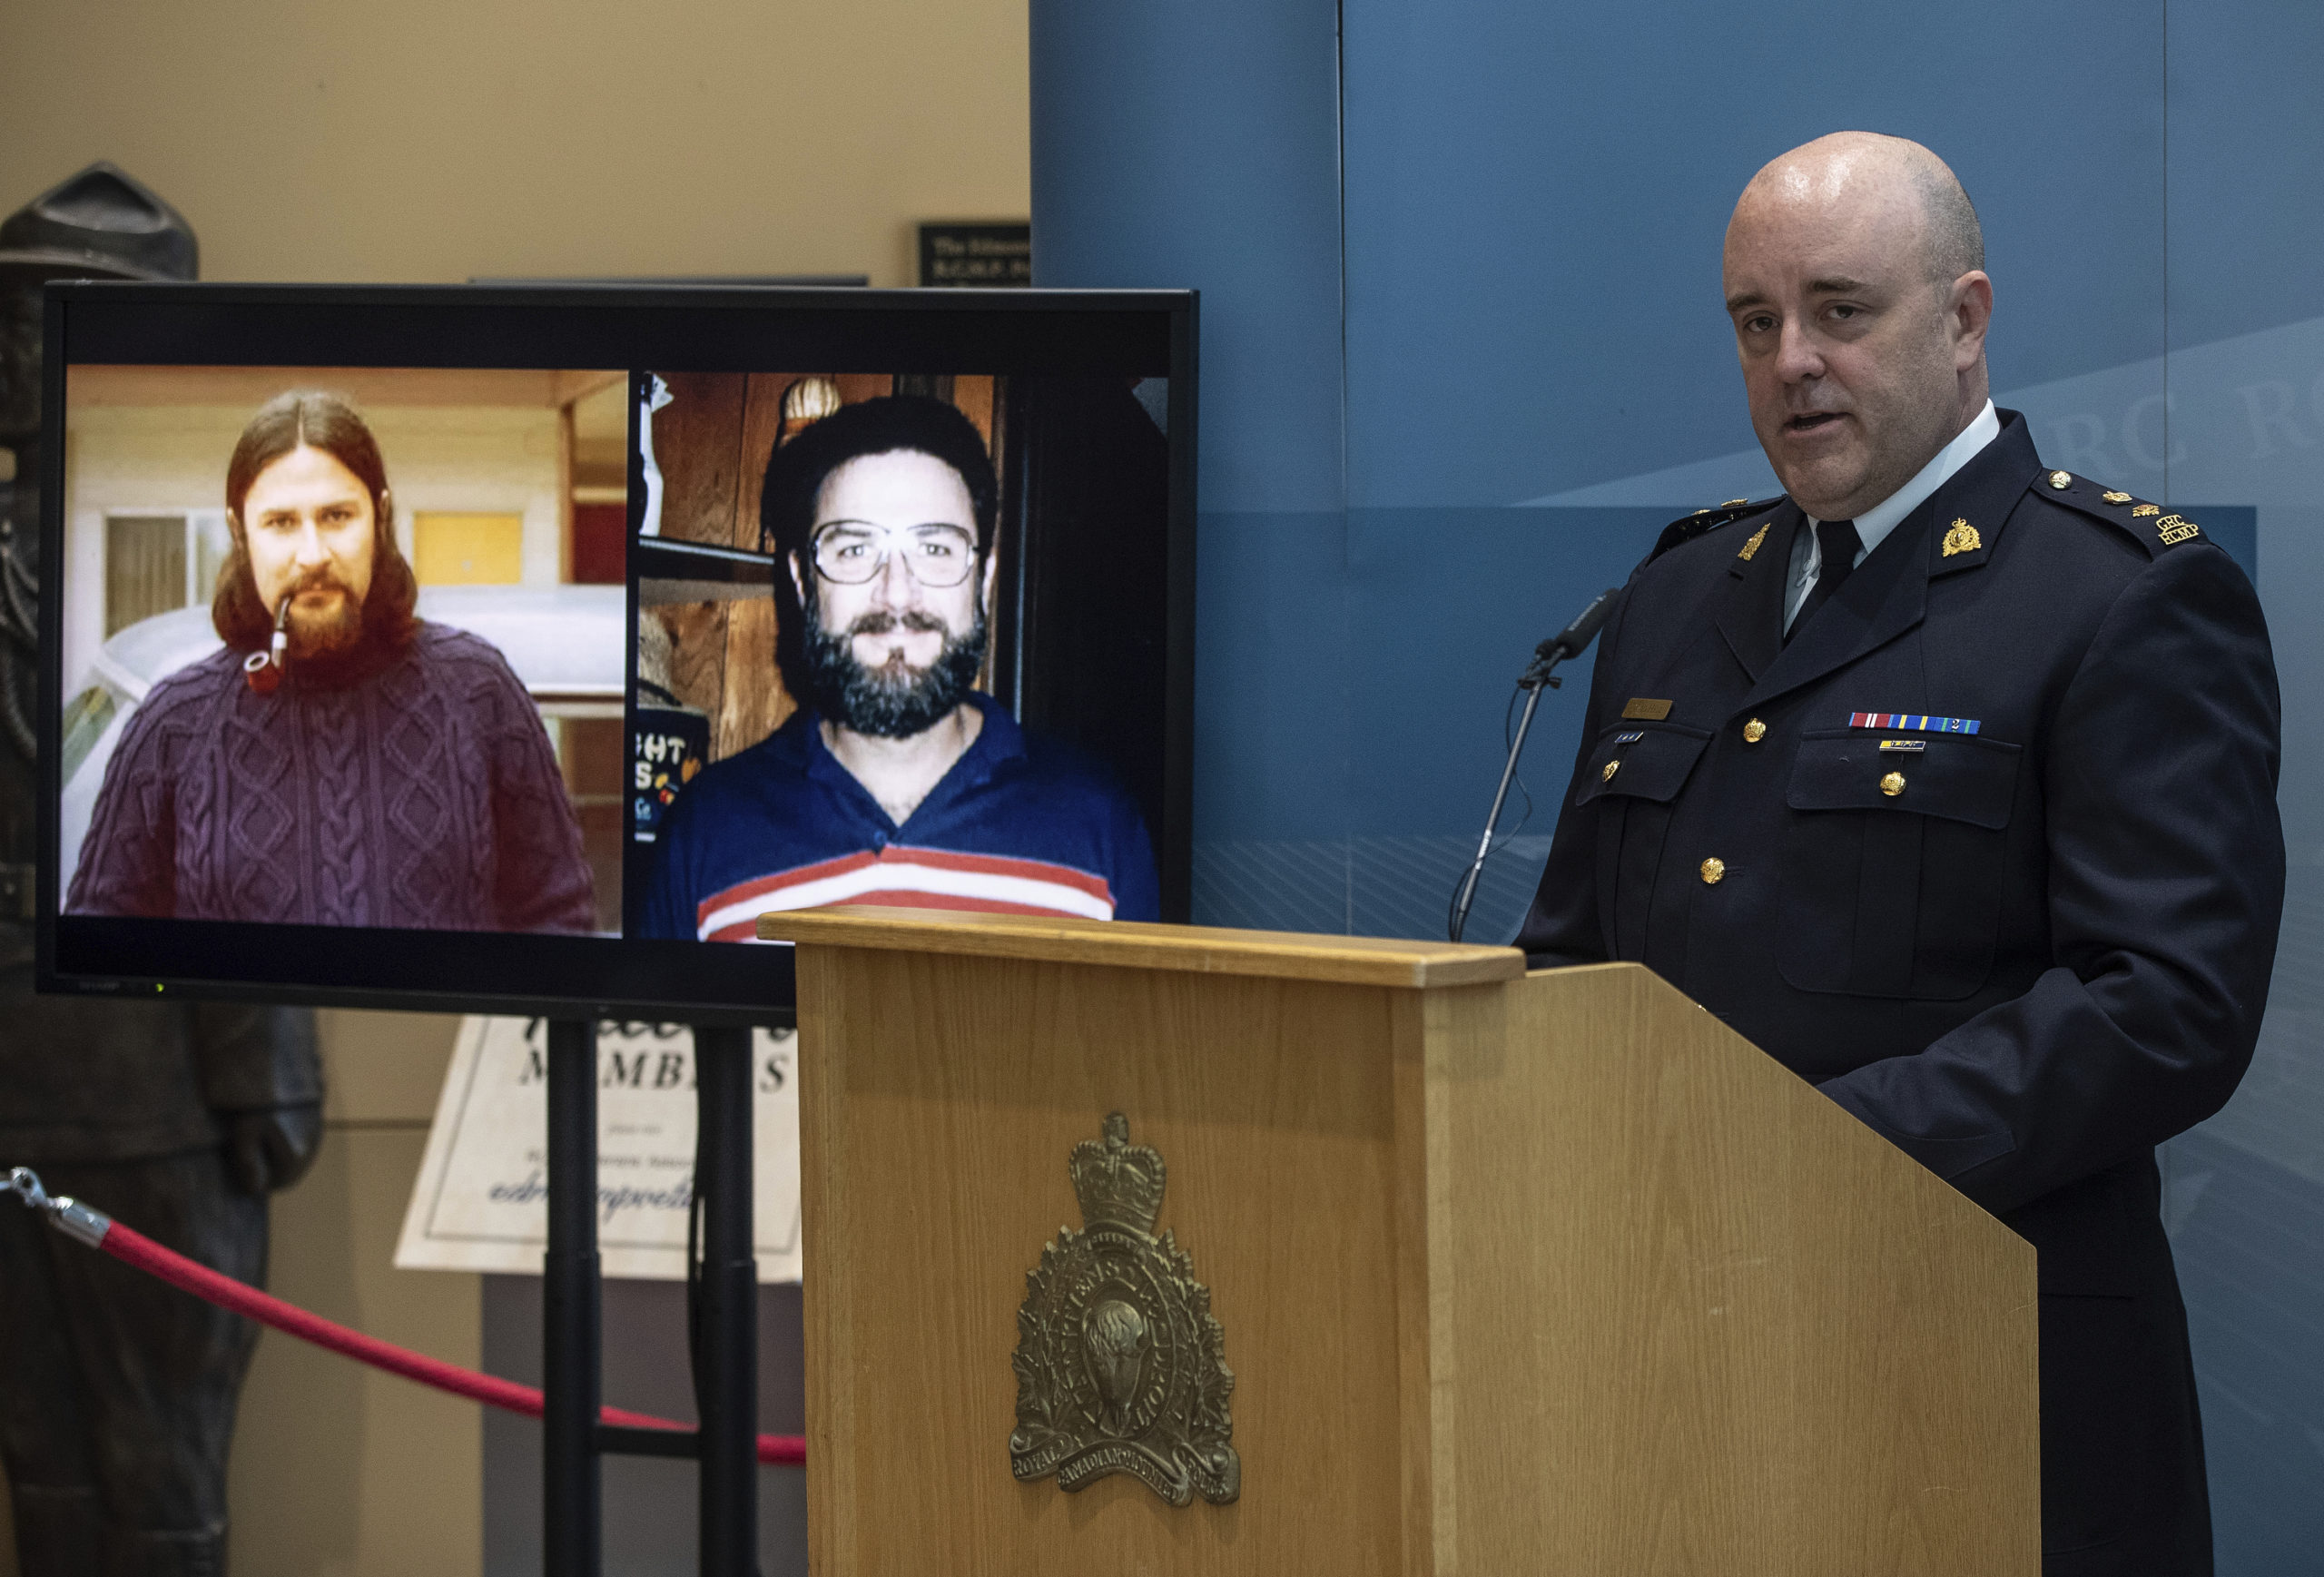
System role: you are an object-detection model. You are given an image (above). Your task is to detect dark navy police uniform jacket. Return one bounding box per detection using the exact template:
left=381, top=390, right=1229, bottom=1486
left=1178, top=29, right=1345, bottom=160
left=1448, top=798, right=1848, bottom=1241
left=1516, top=410, right=2283, bottom=1576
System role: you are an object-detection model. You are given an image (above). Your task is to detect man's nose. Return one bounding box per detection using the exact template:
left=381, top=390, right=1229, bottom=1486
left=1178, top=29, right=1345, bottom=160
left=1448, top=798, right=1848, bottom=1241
left=868, top=549, right=921, bottom=606
left=292, top=519, right=330, bottom=565
left=1774, top=318, right=1827, bottom=383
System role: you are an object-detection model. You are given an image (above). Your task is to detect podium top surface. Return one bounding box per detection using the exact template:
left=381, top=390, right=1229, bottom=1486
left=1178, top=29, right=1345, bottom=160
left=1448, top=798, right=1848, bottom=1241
left=756, top=906, right=1527, bottom=989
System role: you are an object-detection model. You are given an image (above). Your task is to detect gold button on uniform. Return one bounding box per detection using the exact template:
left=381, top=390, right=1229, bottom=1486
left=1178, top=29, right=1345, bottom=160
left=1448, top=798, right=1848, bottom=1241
left=1742, top=718, right=1767, bottom=743
left=1881, top=771, right=1906, bottom=797
left=1699, top=857, right=1726, bottom=885
left=1602, top=759, right=1620, bottom=782
left=2049, top=469, right=2073, bottom=489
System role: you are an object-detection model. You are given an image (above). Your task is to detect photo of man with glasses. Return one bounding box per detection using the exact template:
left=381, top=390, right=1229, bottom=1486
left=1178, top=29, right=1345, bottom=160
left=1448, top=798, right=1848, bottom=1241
left=639, top=393, right=1159, bottom=941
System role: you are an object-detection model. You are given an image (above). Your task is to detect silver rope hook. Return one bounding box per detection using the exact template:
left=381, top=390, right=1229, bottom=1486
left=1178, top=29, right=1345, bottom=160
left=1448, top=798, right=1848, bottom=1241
left=7, top=1166, right=50, bottom=1212
left=6, top=1166, right=113, bottom=1247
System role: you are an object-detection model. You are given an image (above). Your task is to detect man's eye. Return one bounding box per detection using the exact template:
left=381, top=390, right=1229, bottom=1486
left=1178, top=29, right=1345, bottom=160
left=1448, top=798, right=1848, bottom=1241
left=1744, top=315, right=1775, bottom=333
left=1829, top=303, right=1859, bottom=320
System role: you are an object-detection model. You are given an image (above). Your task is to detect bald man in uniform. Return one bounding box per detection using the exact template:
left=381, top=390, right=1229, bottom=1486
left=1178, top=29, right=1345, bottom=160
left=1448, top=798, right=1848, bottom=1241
left=1517, top=133, right=2282, bottom=1576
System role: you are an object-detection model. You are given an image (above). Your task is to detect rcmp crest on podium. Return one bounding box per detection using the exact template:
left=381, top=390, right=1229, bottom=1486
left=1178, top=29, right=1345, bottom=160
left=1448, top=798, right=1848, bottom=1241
left=1008, top=1114, right=1241, bottom=1505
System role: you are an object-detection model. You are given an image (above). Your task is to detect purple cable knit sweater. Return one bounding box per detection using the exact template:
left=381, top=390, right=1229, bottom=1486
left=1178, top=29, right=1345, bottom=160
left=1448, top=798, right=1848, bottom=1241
left=66, top=622, right=596, bottom=932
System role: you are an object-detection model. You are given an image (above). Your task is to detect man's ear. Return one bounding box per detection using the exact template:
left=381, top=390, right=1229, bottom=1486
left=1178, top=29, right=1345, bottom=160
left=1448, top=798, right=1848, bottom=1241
left=378, top=487, right=394, bottom=526
left=980, top=541, right=1000, bottom=611
left=1948, top=271, right=1994, bottom=370
left=788, top=551, right=808, bottom=606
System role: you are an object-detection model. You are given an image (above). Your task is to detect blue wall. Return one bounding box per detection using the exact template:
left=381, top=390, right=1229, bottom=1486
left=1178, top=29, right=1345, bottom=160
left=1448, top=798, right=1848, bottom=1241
left=1031, top=1, right=2324, bottom=1565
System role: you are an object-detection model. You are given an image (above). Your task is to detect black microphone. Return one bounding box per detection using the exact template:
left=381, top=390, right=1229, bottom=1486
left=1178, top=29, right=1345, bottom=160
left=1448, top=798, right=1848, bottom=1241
left=1450, top=586, right=1620, bottom=942
left=1523, top=586, right=1616, bottom=686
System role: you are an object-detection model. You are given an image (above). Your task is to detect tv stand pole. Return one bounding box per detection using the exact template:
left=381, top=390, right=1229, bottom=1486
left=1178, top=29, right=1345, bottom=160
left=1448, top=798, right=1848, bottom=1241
left=692, top=1024, right=759, bottom=1574
left=539, top=1017, right=760, bottom=1576
left=543, top=1017, right=602, bottom=1576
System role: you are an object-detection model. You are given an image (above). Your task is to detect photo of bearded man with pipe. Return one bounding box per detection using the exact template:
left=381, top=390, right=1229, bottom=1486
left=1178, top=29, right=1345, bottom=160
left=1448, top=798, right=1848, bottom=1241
left=66, top=389, right=596, bottom=932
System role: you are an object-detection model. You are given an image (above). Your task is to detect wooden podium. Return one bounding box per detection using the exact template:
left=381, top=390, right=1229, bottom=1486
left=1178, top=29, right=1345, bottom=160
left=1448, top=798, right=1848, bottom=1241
left=760, top=908, right=2038, bottom=1575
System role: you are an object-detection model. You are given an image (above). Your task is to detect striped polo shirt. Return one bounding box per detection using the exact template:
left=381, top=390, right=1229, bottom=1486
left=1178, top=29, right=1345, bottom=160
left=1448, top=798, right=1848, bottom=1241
left=639, top=695, right=1159, bottom=942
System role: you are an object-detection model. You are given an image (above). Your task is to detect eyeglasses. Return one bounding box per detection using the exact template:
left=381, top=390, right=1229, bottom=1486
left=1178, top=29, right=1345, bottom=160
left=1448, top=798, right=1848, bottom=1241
left=809, top=521, right=980, bottom=587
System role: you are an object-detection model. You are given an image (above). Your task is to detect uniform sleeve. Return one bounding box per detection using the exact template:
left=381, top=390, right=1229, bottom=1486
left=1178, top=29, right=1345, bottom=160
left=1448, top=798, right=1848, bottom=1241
left=1817, top=544, right=2284, bottom=1216
left=64, top=693, right=182, bottom=917
left=192, top=1001, right=322, bottom=1112
left=1511, top=586, right=1630, bottom=963
left=478, top=657, right=598, bottom=934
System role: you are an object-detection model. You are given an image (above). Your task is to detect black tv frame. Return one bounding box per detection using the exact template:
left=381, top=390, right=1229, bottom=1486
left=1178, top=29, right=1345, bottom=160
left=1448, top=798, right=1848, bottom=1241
left=34, top=281, right=1198, bottom=1024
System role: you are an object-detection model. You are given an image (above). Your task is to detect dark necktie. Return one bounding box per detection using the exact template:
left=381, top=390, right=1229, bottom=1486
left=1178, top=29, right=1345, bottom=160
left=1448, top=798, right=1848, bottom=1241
left=1787, top=517, right=1864, bottom=642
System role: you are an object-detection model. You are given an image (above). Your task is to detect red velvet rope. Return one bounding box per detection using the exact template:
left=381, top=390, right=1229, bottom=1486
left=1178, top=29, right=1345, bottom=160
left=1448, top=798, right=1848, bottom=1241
left=100, top=1219, right=806, bottom=1466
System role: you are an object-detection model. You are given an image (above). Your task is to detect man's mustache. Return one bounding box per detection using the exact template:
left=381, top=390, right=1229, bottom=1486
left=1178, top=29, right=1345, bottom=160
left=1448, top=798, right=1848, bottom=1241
left=846, top=609, right=949, bottom=639
left=280, top=569, right=357, bottom=607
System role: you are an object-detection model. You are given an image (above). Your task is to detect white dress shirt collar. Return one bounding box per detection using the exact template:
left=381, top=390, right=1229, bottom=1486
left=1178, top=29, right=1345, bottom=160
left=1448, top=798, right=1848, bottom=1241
left=1816, top=399, right=2003, bottom=552
left=1786, top=399, right=2001, bottom=629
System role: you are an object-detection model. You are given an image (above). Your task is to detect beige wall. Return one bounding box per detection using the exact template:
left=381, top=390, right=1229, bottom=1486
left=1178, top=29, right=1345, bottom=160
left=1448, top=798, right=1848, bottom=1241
left=0, top=0, right=1030, bottom=289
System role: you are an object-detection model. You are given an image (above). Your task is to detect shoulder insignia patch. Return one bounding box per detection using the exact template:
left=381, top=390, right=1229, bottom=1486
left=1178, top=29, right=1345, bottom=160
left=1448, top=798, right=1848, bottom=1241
left=1645, top=495, right=1786, bottom=567
left=2036, top=471, right=2202, bottom=559
left=1737, top=523, right=1770, bottom=560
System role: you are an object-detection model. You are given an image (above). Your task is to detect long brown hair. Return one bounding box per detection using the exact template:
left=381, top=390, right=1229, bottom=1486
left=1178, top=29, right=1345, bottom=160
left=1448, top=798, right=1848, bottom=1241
left=212, top=390, right=419, bottom=654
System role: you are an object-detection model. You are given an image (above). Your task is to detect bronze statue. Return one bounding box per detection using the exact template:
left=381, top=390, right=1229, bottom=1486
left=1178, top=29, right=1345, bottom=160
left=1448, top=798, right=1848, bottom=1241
left=0, top=163, right=322, bottom=1577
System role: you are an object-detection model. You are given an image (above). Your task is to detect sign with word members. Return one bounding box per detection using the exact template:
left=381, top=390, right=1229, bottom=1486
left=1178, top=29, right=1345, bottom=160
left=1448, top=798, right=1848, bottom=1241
left=395, top=1017, right=801, bottom=1281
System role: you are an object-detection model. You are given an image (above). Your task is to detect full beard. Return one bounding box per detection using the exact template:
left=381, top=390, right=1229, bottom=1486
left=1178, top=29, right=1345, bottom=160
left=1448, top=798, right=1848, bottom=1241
left=803, top=603, right=988, bottom=739
left=279, top=577, right=368, bottom=662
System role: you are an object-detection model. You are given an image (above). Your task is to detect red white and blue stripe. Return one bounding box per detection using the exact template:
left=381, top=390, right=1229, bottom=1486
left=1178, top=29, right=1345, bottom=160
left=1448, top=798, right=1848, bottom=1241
left=692, top=846, right=1118, bottom=942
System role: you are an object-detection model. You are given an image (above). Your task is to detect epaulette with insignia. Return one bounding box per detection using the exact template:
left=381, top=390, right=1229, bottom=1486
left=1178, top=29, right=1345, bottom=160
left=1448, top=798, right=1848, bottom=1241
left=2035, top=469, right=2203, bottom=559
left=1645, top=496, right=1786, bottom=566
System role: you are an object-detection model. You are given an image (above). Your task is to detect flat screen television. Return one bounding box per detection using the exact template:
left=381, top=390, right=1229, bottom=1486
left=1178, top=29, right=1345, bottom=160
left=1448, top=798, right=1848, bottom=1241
left=33, top=283, right=1195, bottom=1021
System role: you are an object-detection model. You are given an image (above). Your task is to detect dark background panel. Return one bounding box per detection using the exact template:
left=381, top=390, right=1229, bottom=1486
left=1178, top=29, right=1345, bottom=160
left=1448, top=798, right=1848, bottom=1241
left=2165, top=1, right=2324, bottom=352
left=1032, top=1, right=2319, bottom=1565
left=1340, top=0, right=2168, bottom=509
left=1181, top=510, right=1352, bottom=935
left=1342, top=506, right=1662, bottom=941
left=1029, top=0, right=1344, bottom=517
